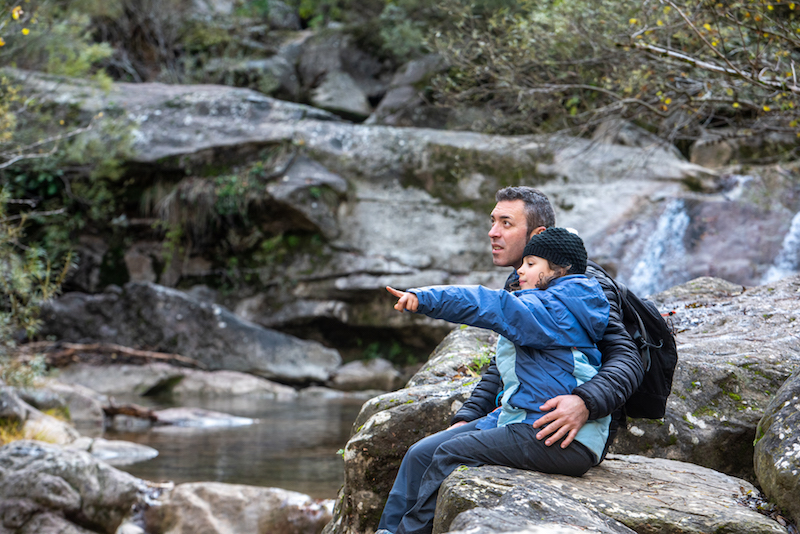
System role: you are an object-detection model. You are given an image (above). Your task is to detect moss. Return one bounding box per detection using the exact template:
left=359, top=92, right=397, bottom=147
left=400, top=142, right=546, bottom=210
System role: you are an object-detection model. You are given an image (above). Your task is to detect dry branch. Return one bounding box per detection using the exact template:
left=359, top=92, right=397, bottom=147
left=22, top=341, right=207, bottom=369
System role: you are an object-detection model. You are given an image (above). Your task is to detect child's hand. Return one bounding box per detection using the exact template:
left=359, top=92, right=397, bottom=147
left=386, top=286, right=419, bottom=313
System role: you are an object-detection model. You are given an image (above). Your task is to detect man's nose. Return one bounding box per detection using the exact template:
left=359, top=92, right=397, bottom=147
left=488, top=223, right=500, bottom=237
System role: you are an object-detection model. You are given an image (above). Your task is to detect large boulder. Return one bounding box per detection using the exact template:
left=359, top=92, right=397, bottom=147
left=324, top=326, right=497, bottom=534
left=10, top=68, right=800, bottom=356
left=0, top=440, right=147, bottom=533
left=146, top=481, right=332, bottom=534
left=437, top=457, right=786, bottom=534
left=40, top=283, right=341, bottom=384
left=611, top=275, right=800, bottom=482
left=754, top=366, right=800, bottom=523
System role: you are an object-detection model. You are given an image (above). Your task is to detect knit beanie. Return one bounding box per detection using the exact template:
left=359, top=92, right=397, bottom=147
left=522, top=227, right=587, bottom=274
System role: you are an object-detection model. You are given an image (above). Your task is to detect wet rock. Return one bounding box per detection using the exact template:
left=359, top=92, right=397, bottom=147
left=329, top=358, right=401, bottom=392
left=0, top=440, right=146, bottom=533
left=437, top=457, right=786, bottom=534
left=611, top=275, right=800, bottom=482
left=755, top=366, right=800, bottom=523
left=66, top=437, right=159, bottom=466
left=40, top=282, right=341, bottom=384
left=152, top=407, right=254, bottom=428
left=147, top=482, right=332, bottom=534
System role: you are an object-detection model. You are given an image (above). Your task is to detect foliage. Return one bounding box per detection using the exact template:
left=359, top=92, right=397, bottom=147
left=0, top=187, right=69, bottom=389
left=429, top=0, right=800, bottom=155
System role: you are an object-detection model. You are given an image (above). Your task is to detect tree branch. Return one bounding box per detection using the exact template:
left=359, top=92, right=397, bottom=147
left=628, top=42, right=800, bottom=94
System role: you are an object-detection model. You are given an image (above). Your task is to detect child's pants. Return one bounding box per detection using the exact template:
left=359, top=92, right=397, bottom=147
left=378, top=418, right=595, bottom=534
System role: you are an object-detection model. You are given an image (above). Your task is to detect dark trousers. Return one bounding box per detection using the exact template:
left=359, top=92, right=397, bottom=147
left=378, top=419, right=595, bottom=534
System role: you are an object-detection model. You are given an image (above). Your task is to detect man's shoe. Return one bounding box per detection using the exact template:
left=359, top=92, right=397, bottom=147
left=375, top=530, right=394, bottom=534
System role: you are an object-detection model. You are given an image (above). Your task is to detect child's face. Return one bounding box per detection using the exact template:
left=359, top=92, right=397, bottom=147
left=517, top=255, right=555, bottom=290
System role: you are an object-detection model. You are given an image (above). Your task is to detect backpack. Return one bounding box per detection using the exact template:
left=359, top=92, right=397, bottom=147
left=587, top=261, right=678, bottom=419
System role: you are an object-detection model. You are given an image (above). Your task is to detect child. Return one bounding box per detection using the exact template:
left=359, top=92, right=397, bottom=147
left=379, top=227, right=610, bottom=534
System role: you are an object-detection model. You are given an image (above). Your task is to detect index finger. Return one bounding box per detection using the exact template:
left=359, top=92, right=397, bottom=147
left=386, top=286, right=406, bottom=298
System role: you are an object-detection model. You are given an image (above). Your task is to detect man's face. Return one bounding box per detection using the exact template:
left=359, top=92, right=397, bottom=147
left=489, top=200, right=532, bottom=268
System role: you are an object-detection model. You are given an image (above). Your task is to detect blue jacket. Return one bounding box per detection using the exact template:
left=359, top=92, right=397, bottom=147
left=409, top=275, right=611, bottom=462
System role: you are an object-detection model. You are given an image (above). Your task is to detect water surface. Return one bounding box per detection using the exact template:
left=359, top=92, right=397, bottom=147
left=104, top=395, right=365, bottom=499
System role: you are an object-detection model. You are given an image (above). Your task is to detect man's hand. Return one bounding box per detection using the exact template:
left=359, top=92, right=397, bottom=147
left=446, top=421, right=468, bottom=431
left=386, top=286, right=419, bottom=312
left=532, top=394, right=589, bottom=448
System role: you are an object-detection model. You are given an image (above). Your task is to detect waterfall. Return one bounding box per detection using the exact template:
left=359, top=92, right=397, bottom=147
left=762, top=209, right=800, bottom=284
left=625, top=199, right=690, bottom=297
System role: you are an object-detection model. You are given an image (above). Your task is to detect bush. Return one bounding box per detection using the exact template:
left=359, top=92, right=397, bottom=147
left=429, top=0, right=800, bottom=153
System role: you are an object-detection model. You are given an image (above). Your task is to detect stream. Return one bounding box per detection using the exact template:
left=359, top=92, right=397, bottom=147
left=101, top=395, right=365, bottom=499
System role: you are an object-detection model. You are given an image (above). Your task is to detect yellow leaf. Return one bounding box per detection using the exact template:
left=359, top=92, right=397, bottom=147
left=763, top=105, right=771, bottom=112
left=733, top=102, right=740, bottom=108
left=768, top=4, right=774, bottom=9
left=59, top=120, right=64, bottom=125
left=11, top=6, right=23, bottom=20
left=791, top=3, right=796, bottom=9
left=21, top=28, right=29, bottom=35
left=629, top=18, right=638, bottom=24
left=712, top=40, right=718, bottom=46
left=664, top=6, right=671, bottom=13
left=703, top=23, right=712, bottom=31
left=0, top=37, right=5, bottom=47
left=657, top=19, right=664, bottom=26
left=665, top=98, right=672, bottom=104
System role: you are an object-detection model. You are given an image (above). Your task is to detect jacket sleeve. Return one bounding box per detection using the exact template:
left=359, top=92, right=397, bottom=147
left=411, top=285, right=595, bottom=349
left=450, top=357, right=502, bottom=425
left=571, top=265, right=645, bottom=420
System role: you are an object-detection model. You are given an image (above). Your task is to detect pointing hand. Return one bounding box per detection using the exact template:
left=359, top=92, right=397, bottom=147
left=386, top=286, right=419, bottom=312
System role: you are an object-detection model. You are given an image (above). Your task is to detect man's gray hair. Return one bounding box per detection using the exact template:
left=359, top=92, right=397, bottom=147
left=495, top=186, right=556, bottom=233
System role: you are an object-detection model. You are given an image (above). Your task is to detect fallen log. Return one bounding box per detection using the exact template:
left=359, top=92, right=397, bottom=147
left=20, top=341, right=207, bottom=370
left=102, top=402, right=159, bottom=423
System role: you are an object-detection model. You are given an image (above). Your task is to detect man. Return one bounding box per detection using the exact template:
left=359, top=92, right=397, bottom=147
left=456, top=186, right=643, bottom=449
left=376, top=186, right=644, bottom=534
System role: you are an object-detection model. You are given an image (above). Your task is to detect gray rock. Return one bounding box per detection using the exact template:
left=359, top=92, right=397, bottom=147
left=437, top=457, right=786, bottom=534
left=66, top=437, right=159, bottom=467
left=329, top=358, right=401, bottom=392
left=40, top=282, right=341, bottom=384
left=611, top=275, right=800, bottom=481
left=755, top=366, right=800, bottom=523
left=324, top=326, right=496, bottom=534
left=146, top=482, right=332, bottom=534
left=11, top=68, right=800, bottom=357
left=29, top=379, right=108, bottom=433
left=0, top=440, right=146, bottom=534
left=311, top=71, right=372, bottom=120
left=55, top=362, right=298, bottom=400
left=1, top=385, right=81, bottom=445
left=266, top=0, right=301, bottom=30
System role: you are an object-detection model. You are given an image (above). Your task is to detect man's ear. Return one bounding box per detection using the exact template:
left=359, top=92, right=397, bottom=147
left=528, top=226, right=547, bottom=239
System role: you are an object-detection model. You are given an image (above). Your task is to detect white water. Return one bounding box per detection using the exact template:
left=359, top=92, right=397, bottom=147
left=762, top=209, right=800, bottom=284
left=626, top=199, right=690, bottom=297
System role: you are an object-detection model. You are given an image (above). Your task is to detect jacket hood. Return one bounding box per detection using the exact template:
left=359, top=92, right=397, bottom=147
left=535, top=275, right=609, bottom=343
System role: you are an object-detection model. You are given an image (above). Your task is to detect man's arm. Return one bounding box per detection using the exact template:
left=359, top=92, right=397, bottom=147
left=450, top=358, right=501, bottom=426
left=533, top=264, right=644, bottom=447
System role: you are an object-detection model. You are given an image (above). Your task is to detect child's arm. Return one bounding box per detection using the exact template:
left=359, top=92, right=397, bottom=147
left=386, top=286, right=419, bottom=313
